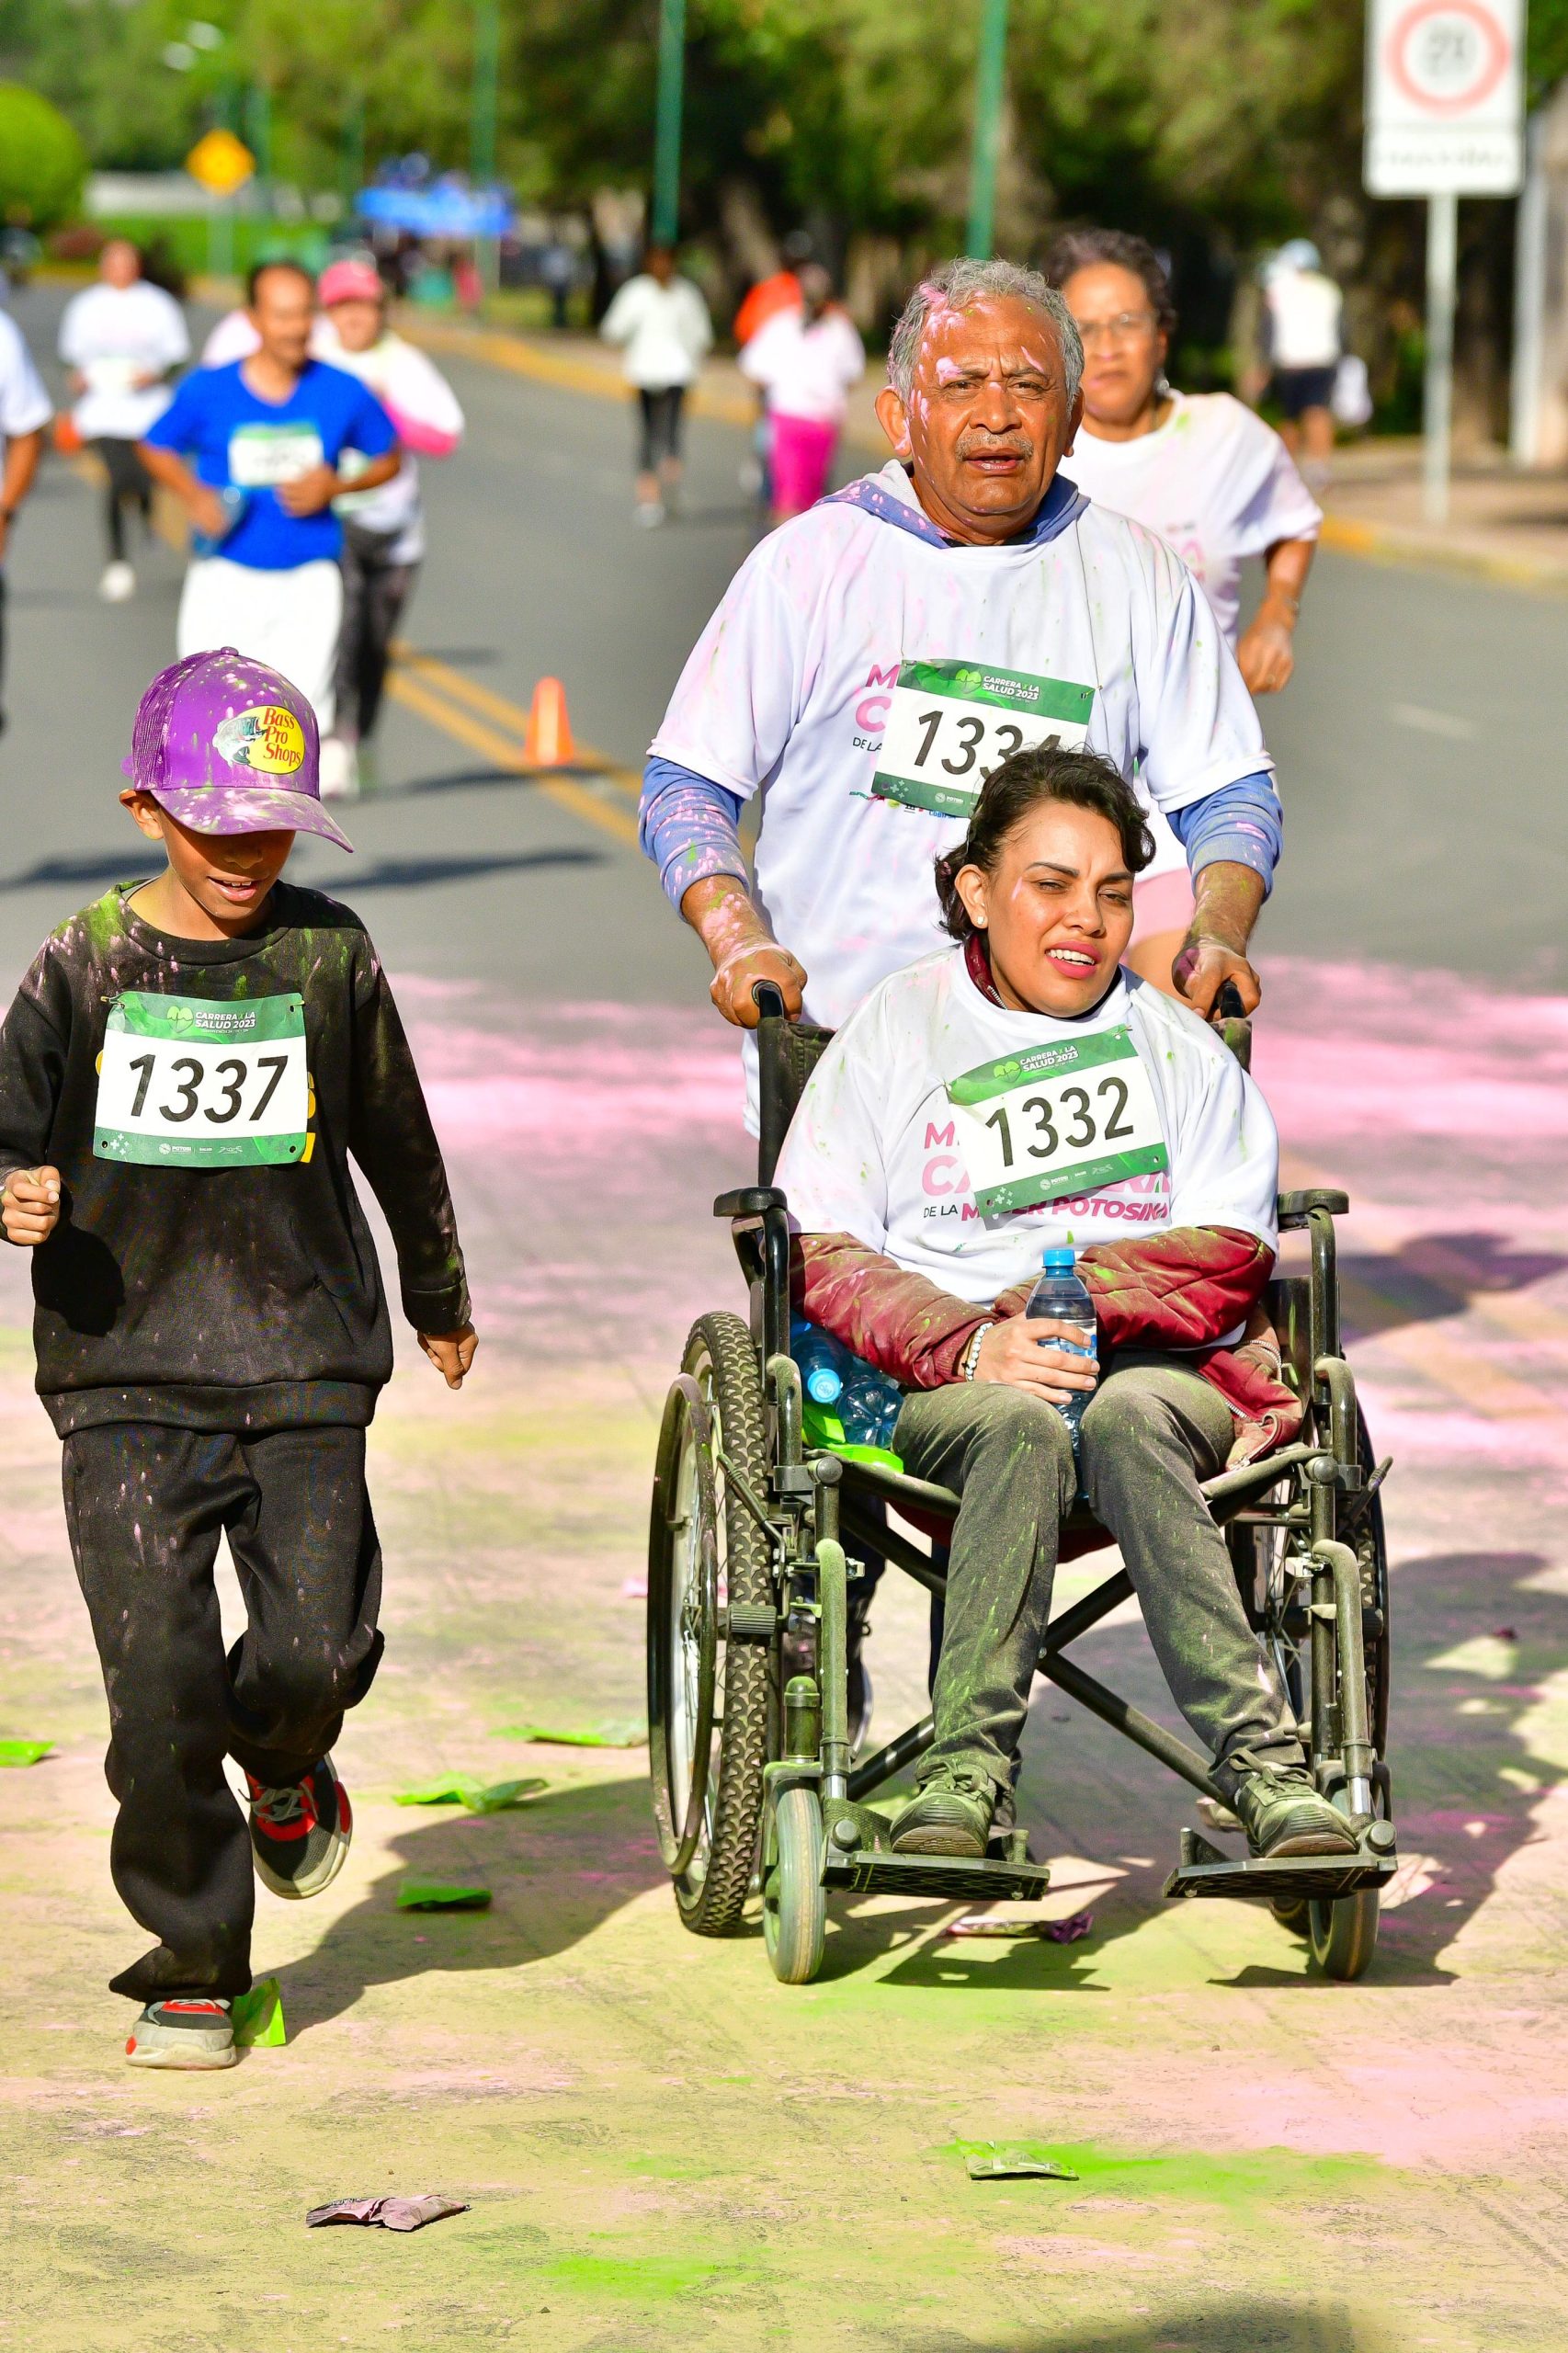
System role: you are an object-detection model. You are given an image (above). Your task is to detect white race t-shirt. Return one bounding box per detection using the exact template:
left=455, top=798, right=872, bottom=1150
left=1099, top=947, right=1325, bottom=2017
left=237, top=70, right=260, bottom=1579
left=651, top=460, right=1271, bottom=1044
left=598, top=275, right=713, bottom=390
left=314, top=322, right=463, bottom=563
left=739, top=307, right=866, bottom=426
left=776, top=947, right=1278, bottom=1313
left=1266, top=271, right=1343, bottom=370
left=1062, top=393, right=1320, bottom=646
left=60, top=279, right=189, bottom=441
left=0, top=310, right=51, bottom=478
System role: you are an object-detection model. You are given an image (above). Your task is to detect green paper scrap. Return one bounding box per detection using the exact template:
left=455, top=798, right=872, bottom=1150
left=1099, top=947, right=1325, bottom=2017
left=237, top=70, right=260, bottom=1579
left=962, top=2142, right=1079, bottom=2182
left=232, top=1976, right=287, bottom=2048
left=393, top=1775, right=547, bottom=1814
left=0, top=1739, right=53, bottom=1767
left=396, top=1877, right=492, bottom=1912
left=496, top=1722, right=646, bottom=1749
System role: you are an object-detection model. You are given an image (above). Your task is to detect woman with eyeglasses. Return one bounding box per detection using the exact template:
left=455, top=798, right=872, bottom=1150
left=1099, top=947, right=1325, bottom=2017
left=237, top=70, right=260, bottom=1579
left=1046, top=229, right=1320, bottom=996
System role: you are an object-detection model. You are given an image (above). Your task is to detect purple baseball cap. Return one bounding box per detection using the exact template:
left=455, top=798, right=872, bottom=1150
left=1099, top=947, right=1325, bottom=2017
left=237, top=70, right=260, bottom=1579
left=123, top=649, right=353, bottom=851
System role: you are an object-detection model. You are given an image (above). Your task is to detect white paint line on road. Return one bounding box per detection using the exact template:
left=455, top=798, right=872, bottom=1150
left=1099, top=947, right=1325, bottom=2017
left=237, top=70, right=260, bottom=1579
left=1388, top=702, right=1479, bottom=741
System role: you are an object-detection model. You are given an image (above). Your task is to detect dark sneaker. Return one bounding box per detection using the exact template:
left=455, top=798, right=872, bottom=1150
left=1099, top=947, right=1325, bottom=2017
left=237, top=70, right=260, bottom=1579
left=245, top=1754, right=352, bottom=1899
left=1233, top=1768, right=1359, bottom=1859
left=891, top=1763, right=994, bottom=1858
left=125, top=1995, right=235, bottom=2071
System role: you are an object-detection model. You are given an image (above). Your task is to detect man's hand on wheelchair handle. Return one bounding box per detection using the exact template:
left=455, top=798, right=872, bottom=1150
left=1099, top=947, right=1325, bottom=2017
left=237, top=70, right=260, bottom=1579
left=418, top=1324, right=478, bottom=1390
left=973, top=1316, right=1098, bottom=1405
left=1172, top=860, right=1265, bottom=1019
left=681, top=873, right=807, bottom=1028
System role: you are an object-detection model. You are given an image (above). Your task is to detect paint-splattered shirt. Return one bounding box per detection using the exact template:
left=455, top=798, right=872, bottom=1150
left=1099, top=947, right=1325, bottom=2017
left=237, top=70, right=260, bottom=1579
left=775, top=946, right=1277, bottom=1312
left=0, top=882, right=470, bottom=1435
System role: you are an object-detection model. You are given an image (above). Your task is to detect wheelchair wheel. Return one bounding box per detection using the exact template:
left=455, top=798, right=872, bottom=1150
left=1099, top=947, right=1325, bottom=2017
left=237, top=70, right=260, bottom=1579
left=763, top=1786, right=825, bottom=1984
left=647, top=1312, right=773, bottom=1937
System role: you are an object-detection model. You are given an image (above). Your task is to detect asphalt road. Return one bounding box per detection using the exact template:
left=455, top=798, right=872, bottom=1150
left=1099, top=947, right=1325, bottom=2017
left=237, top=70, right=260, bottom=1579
left=4, top=276, right=1565, bottom=1008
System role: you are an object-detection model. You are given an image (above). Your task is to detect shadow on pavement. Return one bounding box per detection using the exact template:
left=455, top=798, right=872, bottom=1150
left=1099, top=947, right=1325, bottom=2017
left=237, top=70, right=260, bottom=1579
left=897, top=2304, right=1378, bottom=2353
left=275, top=1770, right=661, bottom=2033
left=1341, top=1229, right=1568, bottom=1338
left=0, top=852, right=142, bottom=894
left=336, top=847, right=607, bottom=891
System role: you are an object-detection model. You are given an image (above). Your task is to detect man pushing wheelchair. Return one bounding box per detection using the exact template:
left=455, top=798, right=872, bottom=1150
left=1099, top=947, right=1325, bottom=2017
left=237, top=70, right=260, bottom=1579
left=774, top=745, right=1356, bottom=1866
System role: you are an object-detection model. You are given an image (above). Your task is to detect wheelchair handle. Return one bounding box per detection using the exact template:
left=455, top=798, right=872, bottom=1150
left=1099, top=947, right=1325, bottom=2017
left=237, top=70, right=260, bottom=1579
left=1213, top=980, right=1247, bottom=1022
left=754, top=982, right=790, bottom=1185
left=752, top=981, right=787, bottom=1021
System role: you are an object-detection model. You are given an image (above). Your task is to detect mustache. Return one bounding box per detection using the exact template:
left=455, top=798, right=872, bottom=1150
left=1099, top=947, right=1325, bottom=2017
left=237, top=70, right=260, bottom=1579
left=954, top=430, right=1035, bottom=460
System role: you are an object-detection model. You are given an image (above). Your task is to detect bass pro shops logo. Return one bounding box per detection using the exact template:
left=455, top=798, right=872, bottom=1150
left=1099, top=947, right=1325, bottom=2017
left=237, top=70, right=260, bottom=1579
left=212, top=704, right=307, bottom=777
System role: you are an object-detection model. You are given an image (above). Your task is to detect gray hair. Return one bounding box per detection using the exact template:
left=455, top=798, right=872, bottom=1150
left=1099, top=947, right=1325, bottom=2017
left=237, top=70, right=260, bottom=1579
left=887, top=256, right=1084, bottom=409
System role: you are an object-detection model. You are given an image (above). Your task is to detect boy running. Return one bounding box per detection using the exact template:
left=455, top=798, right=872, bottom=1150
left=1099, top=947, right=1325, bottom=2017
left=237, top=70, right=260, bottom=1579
left=0, top=650, right=475, bottom=2070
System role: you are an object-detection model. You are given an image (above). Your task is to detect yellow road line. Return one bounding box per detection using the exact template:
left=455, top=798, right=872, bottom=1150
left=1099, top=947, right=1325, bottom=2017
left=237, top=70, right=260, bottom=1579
left=392, top=642, right=642, bottom=801
left=384, top=667, right=639, bottom=847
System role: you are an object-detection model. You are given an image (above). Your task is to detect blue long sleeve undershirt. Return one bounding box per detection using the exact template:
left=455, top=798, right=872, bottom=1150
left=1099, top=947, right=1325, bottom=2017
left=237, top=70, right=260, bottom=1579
left=640, top=756, right=1282, bottom=911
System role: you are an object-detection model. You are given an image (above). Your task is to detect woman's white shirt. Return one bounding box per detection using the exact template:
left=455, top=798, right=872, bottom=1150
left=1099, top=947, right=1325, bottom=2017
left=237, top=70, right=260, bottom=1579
left=598, top=275, right=713, bottom=390
left=775, top=946, right=1278, bottom=1309
left=1062, top=392, right=1320, bottom=646
left=59, top=280, right=189, bottom=440
left=739, top=307, right=866, bottom=426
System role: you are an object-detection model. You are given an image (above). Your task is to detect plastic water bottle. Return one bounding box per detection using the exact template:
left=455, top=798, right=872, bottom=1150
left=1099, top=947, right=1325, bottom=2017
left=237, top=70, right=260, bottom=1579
left=191, top=486, right=248, bottom=557
left=838, top=1365, right=903, bottom=1450
left=1024, top=1245, right=1098, bottom=1457
left=791, top=1317, right=852, bottom=1406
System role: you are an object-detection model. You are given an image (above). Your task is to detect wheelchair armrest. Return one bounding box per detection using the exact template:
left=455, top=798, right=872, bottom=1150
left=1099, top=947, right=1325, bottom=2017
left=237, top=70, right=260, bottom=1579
left=713, top=1185, right=787, bottom=1222
left=1278, top=1187, right=1349, bottom=1229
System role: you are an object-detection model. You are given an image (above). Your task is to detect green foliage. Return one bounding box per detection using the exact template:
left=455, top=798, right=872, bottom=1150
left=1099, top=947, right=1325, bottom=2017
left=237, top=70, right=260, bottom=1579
left=0, top=81, right=87, bottom=228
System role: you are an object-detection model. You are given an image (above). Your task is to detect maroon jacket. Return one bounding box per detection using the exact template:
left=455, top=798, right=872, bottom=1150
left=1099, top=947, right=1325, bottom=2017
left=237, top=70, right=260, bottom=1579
left=790, top=938, right=1301, bottom=1467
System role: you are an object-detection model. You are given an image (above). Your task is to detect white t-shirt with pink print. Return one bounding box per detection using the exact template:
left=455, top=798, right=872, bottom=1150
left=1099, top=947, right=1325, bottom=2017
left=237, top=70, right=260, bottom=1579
left=775, top=944, right=1278, bottom=1311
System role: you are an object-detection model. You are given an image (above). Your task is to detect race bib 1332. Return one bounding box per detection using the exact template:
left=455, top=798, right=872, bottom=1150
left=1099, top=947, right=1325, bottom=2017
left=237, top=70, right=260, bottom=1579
left=948, top=1024, right=1167, bottom=1215
left=94, top=993, right=311, bottom=1168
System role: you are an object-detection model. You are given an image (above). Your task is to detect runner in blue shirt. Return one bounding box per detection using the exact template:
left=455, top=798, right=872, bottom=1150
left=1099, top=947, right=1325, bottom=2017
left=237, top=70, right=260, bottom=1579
left=140, top=259, right=399, bottom=732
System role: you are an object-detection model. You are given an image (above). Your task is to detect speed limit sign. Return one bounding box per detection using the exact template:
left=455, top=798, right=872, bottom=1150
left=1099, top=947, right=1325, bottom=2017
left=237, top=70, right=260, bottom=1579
left=1366, top=0, right=1524, bottom=195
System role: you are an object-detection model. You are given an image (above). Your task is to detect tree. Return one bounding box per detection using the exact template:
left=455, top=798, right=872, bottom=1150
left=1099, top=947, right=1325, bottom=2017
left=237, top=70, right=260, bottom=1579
left=0, top=82, right=86, bottom=227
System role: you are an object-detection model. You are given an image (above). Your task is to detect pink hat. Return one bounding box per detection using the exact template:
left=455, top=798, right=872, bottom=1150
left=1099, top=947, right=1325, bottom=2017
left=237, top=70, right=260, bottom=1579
left=318, top=256, right=384, bottom=309
left=124, top=650, right=352, bottom=851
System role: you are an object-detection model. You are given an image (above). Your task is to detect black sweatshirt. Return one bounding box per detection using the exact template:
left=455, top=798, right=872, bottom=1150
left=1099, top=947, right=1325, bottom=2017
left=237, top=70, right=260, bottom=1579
left=0, top=881, right=471, bottom=1435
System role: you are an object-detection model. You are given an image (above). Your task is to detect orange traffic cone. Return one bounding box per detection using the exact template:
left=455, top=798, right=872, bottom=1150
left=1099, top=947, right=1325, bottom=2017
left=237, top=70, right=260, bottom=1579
left=524, top=676, right=575, bottom=767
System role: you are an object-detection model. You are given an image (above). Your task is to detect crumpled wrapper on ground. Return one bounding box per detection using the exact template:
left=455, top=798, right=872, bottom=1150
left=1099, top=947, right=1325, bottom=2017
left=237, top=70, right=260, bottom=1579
left=306, top=2194, right=469, bottom=2232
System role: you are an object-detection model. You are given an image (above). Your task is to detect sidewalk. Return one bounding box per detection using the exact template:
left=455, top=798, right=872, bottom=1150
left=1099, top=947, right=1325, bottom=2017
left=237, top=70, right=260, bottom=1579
left=409, top=313, right=1568, bottom=595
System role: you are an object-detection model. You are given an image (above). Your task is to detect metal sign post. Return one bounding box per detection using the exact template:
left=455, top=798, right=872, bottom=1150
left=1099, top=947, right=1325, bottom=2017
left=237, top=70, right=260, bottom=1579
left=967, top=0, right=1012, bottom=261
left=1365, top=0, right=1525, bottom=525
left=652, top=0, right=687, bottom=246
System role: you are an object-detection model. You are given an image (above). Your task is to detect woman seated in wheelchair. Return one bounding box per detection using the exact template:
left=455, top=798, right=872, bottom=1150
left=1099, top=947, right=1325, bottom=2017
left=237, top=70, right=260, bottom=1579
left=774, top=743, right=1357, bottom=1864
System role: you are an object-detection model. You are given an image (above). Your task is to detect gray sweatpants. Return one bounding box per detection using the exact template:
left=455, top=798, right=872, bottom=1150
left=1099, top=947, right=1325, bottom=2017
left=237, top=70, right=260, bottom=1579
left=892, top=1357, right=1301, bottom=1793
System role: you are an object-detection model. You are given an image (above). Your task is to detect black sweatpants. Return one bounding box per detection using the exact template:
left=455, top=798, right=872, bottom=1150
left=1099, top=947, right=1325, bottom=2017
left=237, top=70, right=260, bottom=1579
left=334, top=523, right=418, bottom=745
left=94, top=437, right=153, bottom=564
left=62, top=1422, right=384, bottom=2001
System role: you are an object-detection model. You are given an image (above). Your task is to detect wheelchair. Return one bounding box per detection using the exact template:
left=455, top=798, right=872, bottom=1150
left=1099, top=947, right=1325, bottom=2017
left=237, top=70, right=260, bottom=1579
left=646, top=983, right=1396, bottom=1985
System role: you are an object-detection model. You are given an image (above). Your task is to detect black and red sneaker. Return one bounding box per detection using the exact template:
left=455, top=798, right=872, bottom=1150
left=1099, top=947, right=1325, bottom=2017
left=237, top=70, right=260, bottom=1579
left=125, top=1995, right=235, bottom=2070
left=245, top=1754, right=353, bottom=1899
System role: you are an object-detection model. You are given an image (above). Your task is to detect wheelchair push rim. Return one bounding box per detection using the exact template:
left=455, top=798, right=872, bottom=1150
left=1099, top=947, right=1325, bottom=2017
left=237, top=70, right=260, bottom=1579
left=646, top=1373, right=718, bottom=1881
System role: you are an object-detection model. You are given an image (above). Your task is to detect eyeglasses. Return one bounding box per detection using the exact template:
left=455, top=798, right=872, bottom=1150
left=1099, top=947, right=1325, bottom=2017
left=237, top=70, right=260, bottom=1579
left=1073, top=311, right=1159, bottom=347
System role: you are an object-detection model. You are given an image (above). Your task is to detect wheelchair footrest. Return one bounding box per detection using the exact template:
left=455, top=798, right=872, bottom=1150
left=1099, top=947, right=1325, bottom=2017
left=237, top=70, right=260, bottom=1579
left=823, top=1850, right=1052, bottom=1904
left=1164, top=1826, right=1398, bottom=1905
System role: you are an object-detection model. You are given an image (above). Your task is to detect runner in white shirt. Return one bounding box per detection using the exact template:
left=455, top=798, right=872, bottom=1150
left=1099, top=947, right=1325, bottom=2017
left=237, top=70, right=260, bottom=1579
left=775, top=745, right=1354, bottom=1862
left=642, top=256, right=1282, bottom=1124
left=1049, top=229, right=1320, bottom=991
left=739, top=263, right=866, bottom=522
left=598, top=246, right=712, bottom=527
left=1263, top=240, right=1343, bottom=489
left=59, top=241, right=190, bottom=604
left=0, top=304, right=51, bottom=733
left=311, top=256, right=465, bottom=798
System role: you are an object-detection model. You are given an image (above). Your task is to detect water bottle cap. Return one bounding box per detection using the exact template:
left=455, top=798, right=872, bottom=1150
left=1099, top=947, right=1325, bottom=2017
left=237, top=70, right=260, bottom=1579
left=1042, top=1245, right=1076, bottom=1269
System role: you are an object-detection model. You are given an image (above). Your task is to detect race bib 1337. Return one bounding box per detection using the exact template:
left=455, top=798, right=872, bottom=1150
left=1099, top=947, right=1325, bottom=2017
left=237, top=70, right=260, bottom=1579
left=95, top=993, right=312, bottom=1168
left=871, top=659, right=1094, bottom=818
left=948, top=1025, right=1167, bottom=1215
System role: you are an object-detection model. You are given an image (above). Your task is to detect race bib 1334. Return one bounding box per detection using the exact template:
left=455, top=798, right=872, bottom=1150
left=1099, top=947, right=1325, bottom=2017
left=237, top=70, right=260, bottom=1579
left=871, top=659, right=1094, bottom=818
left=948, top=1024, right=1167, bottom=1215
left=95, top=993, right=311, bottom=1168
